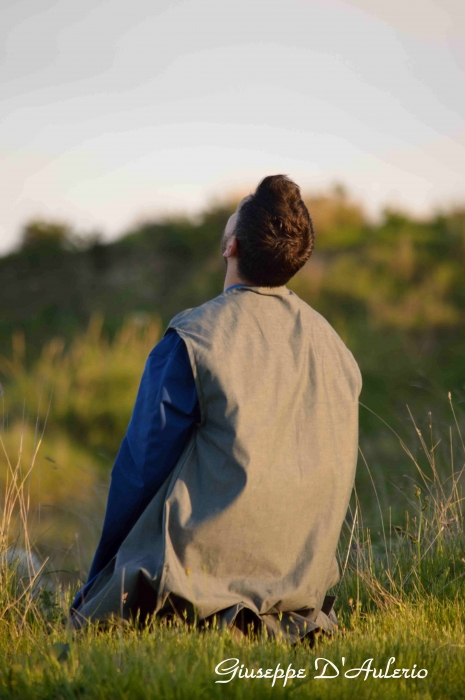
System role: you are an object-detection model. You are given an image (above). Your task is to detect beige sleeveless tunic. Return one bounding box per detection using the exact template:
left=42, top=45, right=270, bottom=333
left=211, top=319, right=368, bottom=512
left=73, top=284, right=362, bottom=641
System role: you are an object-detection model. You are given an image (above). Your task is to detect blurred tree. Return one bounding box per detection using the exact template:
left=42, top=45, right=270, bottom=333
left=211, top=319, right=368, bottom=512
left=20, top=218, right=74, bottom=251
left=303, top=185, right=368, bottom=250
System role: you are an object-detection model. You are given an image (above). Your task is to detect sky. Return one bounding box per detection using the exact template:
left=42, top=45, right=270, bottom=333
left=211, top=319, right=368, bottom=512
left=0, top=0, right=464, bottom=254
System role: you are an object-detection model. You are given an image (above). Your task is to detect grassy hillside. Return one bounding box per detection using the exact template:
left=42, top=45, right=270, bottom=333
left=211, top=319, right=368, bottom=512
left=0, top=187, right=464, bottom=563
left=0, top=189, right=464, bottom=696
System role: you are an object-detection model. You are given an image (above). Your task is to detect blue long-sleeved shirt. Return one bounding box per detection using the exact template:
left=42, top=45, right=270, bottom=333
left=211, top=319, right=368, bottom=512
left=71, top=283, right=247, bottom=609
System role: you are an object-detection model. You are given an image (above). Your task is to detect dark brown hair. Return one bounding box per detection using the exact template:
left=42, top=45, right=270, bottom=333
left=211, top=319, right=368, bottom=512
left=234, top=174, right=314, bottom=287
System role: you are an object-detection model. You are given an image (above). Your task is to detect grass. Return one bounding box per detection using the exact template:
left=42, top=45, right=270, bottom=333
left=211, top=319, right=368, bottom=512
left=0, top=349, right=465, bottom=697
left=1, top=599, right=464, bottom=699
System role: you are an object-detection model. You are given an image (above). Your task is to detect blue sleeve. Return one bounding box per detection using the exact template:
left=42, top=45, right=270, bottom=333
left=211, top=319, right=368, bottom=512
left=72, top=329, right=200, bottom=609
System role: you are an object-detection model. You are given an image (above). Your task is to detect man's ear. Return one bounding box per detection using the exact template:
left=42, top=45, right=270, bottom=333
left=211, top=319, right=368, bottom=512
left=223, top=236, right=239, bottom=258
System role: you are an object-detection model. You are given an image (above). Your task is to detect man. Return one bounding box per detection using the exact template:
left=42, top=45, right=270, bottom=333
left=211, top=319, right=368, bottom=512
left=71, top=174, right=362, bottom=643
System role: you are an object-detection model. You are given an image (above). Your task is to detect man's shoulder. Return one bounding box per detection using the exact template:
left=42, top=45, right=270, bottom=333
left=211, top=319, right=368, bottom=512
left=163, top=292, right=227, bottom=336
left=164, top=307, right=196, bottom=331
left=293, top=293, right=348, bottom=345
left=291, top=294, right=362, bottom=391
left=287, top=292, right=339, bottom=339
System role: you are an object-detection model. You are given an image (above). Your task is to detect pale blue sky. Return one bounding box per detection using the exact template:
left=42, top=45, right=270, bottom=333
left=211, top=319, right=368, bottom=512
left=1, top=0, right=464, bottom=254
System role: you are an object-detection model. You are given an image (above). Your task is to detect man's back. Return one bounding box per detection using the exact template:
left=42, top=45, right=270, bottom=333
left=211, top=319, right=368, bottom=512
left=74, top=283, right=362, bottom=639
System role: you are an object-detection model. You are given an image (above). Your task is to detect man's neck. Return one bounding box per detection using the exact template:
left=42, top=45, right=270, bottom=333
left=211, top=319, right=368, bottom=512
left=223, top=267, right=252, bottom=292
